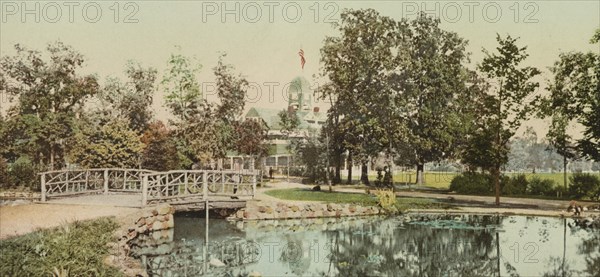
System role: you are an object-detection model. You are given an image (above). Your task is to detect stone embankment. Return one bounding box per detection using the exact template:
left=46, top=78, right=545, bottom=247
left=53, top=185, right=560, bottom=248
left=105, top=204, right=176, bottom=277
left=229, top=201, right=382, bottom=221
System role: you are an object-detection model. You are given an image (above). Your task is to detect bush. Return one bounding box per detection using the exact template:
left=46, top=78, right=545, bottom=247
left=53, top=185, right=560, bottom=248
left=527, top=177, right=555, bottom=196
left=0, top=158, right=9, bottom=189
left=0, top=217, right=121, bottom=276
left=551, top=185, right=568, bottom=198
left=374, top=189, right=397, bottom=213
left=449, top=172, right=494, bottom=195
left=9, top=156, right=38, bottom=190
left=569, top=173, right=600, bottom=200
left=502, top=174, right=528, bottom=195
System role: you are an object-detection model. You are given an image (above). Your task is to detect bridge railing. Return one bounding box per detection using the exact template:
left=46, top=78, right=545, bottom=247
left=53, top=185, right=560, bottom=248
left=40, top=168, right=156, bottom=201
left=141, top=170, right=257, bottom=206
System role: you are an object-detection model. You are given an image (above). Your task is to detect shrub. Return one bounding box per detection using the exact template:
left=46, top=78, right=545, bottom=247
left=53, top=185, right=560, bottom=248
left=569, top=173, right=600, bottom=200
left=9, top=156, right=38, bottom=191
left=0, top=217, right=121, bottom=276
left=449, top=172, right=494, bottom=195
left=551, top=185, right=568, bottom=198
left=502, top=174, right=528, bottom=195
left=374, top=189, right=397, bottom=213
left=0, top=158, right=9, bottom=189
left=527, top=177, right=555, bottom=196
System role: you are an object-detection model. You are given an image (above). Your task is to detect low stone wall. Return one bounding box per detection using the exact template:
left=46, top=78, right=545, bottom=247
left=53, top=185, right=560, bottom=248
left=107, top=204, right=176, bottom=277
left=229, top=201, right=382, bottom=221
left=122, top=204, right=175, bottom=242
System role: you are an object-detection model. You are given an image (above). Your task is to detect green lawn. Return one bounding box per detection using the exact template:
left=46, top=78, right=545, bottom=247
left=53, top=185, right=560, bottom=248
left=341, top=172, right=575, bottom=190
left=265, top=188, right=378, bottom=206
left=264, top=188, right=452, bottom=211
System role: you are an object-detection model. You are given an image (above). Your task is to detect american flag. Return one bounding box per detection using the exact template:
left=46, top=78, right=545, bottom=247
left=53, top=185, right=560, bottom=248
left=298, top=49, right=306, bottom=69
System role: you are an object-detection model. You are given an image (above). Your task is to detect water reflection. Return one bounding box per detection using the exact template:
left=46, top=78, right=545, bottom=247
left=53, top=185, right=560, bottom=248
left=129, top=213, right=599, bottom=276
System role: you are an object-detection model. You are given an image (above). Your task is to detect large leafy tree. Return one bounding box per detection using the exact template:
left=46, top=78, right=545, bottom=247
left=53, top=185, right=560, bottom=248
left=320, top=9, right=401, bottom=185
left=394, top=13, right=470, bottom=185
left=478, top=34, right=541, bottom=205
left=161, top=49, right=204, bottom=122
left=458, top=71, right=497, bottom=172
left=234, top=119, right=269, bottom=163
left=68, top=119, right=143, bottom=168
left=540, top=29, right=599, bottom=190
left=0, top=42, right=99, bottom=169
left=214, top=54, right=248, bottom=123
left=162, top=51, right=252, bottom=169
left=94, top=61, right=157, bottom=133
left=140, top=121, right=179, bottom=171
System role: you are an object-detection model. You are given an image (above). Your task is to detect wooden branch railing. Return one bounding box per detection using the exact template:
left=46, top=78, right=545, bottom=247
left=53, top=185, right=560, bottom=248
left=40, top=168, right=258, bottom=205
left=40, top=168, right=156, bottom=201
left=141, top=170, right=258, bottom=206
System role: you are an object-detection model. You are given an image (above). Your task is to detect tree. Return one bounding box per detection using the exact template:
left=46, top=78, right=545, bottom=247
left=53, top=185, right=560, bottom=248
left=68, top=119, right=143, bottom=168
left=478, top=34, right=541, bottom=205
left=278, top=108, right=300, bottom=136
left=178, top=105, right=228, bottom=168
left=214, top=54, right=248, bottom=123
left=395, top=13, right=470, bottom=185
left=163, top=51, right=252, bottom=169
left=0, top=42, right=99, bottom=169
left=522, top=127, right=546, bottom=173
left=542, top=29, right=599, bottom=188
left=95, top=61, right=157, bottom=133
left=161, top=49, right=203, bottom=122
left=234, top=119, right=269, bottom=168
left=296, top=135, right=328, bottom=183
left=320, top=9, right=402, bottom=185
left=278, top=108, right=301, bottom=178
left=140, top=121, right=179, bottom=171
left=0, top=157, right=9, bottom=188
left=576, top=33, right=600, bottom=161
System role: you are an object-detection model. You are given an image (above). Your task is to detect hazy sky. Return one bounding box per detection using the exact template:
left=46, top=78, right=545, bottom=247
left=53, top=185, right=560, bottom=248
left=1, top=0, right=599, bottom=138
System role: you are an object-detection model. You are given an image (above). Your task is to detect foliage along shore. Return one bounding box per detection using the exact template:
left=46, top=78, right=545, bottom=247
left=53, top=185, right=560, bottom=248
left=0, top=217, right=125, bottom=277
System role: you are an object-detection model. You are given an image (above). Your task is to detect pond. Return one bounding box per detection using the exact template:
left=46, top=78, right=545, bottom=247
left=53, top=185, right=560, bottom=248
left=129, top=213, right=599, bottom=276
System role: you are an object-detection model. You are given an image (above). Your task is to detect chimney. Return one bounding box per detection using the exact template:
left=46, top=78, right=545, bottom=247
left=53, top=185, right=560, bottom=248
left=313, top=107, right=320, bottom=113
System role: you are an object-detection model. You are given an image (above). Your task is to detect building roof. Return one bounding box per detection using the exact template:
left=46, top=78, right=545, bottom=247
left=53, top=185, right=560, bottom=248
left=245, top=107, right=282, bottom=130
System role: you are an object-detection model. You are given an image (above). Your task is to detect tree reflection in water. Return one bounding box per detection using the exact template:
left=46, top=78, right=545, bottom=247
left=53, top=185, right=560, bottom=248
left=320, top=214, right=501, bottom=276
left=161, top=214, right=598, bottom=276
left=541, top=217, right=598, bottom=277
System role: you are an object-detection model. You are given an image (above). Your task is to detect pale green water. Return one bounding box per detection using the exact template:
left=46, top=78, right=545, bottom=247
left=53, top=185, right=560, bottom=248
left=134, top=214, right=599, bottom=276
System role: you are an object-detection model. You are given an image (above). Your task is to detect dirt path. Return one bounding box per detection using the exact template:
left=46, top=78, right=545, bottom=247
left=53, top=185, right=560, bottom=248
left=258, top=181, right=600, bottom=217
left=0, top=203, right=139, bottom=239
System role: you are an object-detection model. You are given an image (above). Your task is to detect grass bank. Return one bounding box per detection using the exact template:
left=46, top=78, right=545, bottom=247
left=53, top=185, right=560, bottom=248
left=264, top=188, right=453, bottom=212
left=0, top=217, right=122, bottom=277
left=341, top=172, right=578, bottom=190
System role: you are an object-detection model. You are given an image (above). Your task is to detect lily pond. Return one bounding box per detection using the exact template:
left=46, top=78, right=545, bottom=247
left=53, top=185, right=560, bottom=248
left=129, top=213, right=599, bottom=276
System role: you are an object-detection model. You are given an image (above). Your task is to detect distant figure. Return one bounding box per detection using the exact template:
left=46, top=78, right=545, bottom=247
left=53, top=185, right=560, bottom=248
left=269, top=167, right=274, bottom=179
left=312, top=185, right=321, bottom=191
left=383, top=166, right=392, bottom=187
left=231, top=174, right=240, bottom=199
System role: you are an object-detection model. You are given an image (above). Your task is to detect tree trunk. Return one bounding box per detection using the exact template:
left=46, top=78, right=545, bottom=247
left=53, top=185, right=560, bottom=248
left=334, top=154, right=341, bottom=184
left=494, top=165, right=501, bottom=206
left=416, top=163, right=424, bottom=185
left=50, top=145, right=55, bottom=170
left=563, top=155, right=568, bottom=190
left=347, top=152, right=353, bottom=184
left=360, top=163, right=369, bottom=185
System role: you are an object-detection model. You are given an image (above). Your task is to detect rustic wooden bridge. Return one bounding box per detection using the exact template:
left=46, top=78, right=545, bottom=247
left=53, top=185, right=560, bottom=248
left=39, top=168, right=258, bottom=209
